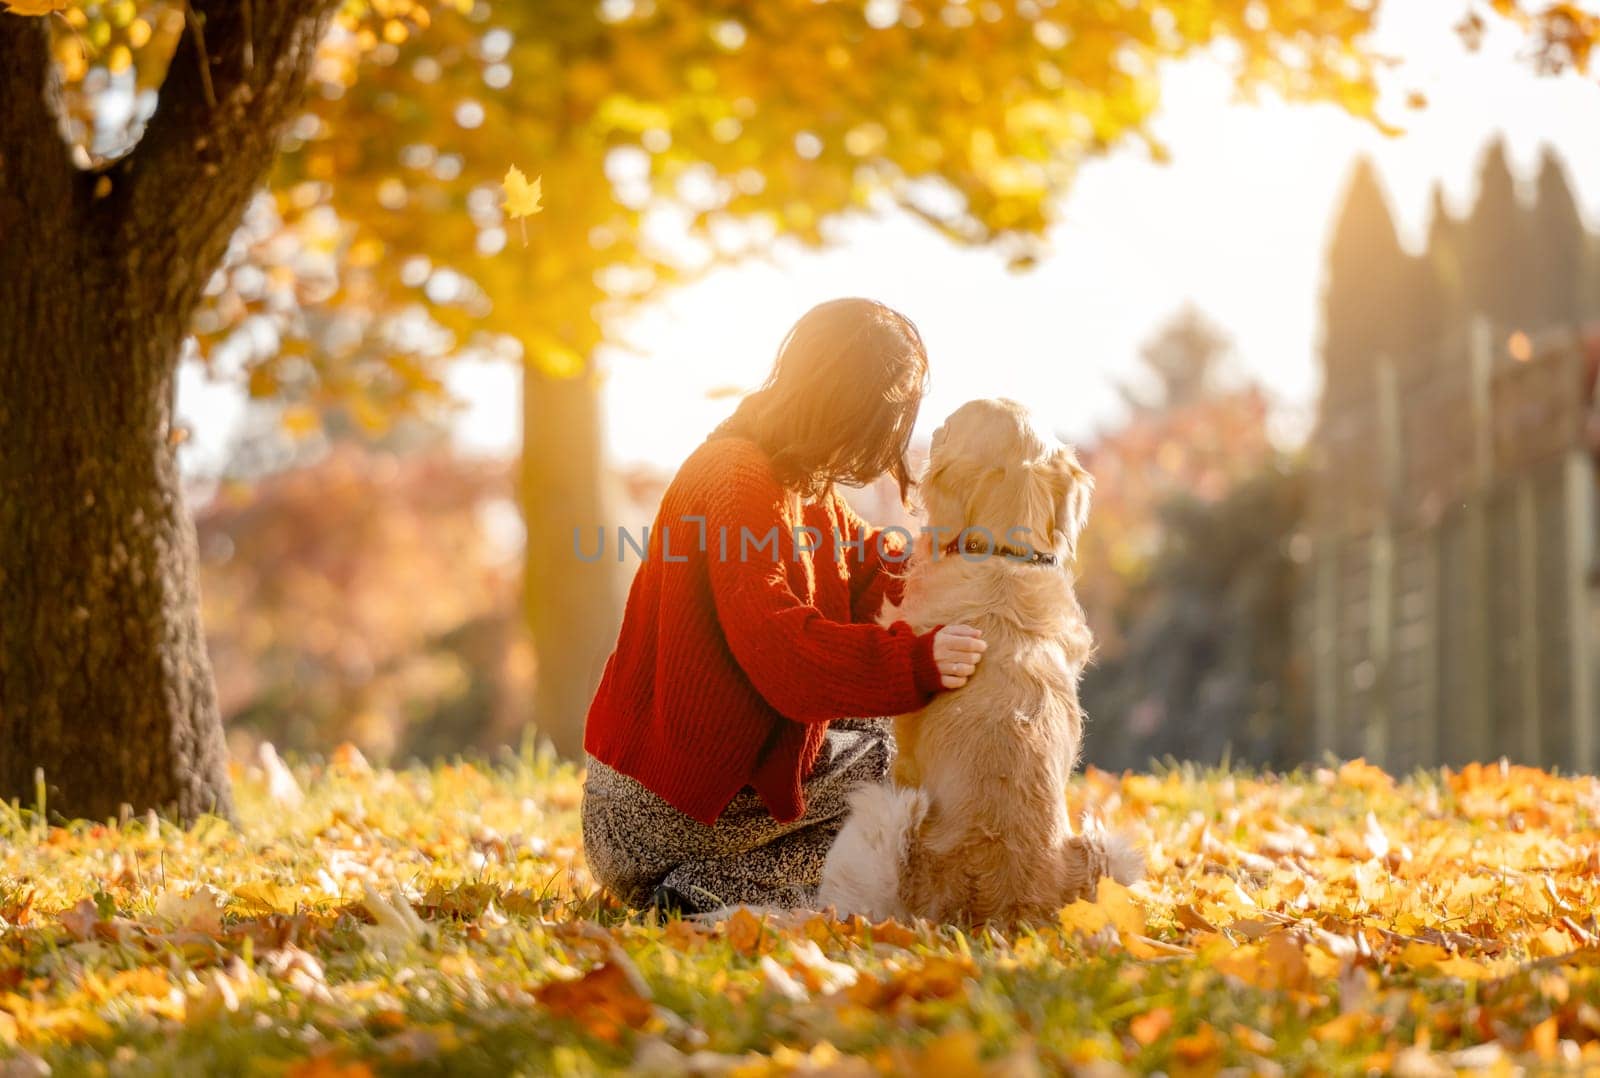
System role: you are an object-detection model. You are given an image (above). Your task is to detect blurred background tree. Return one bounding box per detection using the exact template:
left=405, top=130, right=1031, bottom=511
left=1072, top=306, right=1281, bottom=755
left=197, top=440, right=529, bottom=763
left=1322, top=138, right=1600, bottom=403
left=1082, top=461, right=1306, bottom=770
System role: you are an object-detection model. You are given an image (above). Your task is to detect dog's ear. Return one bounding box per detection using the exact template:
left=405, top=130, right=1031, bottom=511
left=1043, top=447, right=1093, bottom=556
left=921, top=453, right=996, bottom=535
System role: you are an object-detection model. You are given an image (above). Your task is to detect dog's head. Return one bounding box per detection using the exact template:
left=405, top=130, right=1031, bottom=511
left=922, top=398, right=1093, bottom=560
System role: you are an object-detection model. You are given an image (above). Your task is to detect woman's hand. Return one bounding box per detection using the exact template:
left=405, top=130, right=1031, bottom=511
left=933, top=624, right=987, bottom=689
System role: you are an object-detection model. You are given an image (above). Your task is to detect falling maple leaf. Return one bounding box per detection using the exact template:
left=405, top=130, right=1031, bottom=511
left=502, top=165, right=542, bottom=247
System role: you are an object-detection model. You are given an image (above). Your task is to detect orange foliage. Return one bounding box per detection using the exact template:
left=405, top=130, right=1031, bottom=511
left=196, top=442, right=530, bottom=760
left=1076, top=388, right=1276, bottom=655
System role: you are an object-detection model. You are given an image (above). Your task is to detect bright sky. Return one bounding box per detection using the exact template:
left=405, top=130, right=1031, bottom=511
left=184, top=2, right=1600, bottom=476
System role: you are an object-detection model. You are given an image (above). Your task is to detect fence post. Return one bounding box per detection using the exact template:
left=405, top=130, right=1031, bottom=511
left=1516, top=476, right=1542, bottom=764
left=1313, top=535, right=1340, bottom=761
left=1367, top=355, right=1399, bottom=765
left=1420, top=526, right=1442, bottom=767
left=1463, top=317, right=1495, bottom=763
left=1566, top=448, right=1596, bottom=771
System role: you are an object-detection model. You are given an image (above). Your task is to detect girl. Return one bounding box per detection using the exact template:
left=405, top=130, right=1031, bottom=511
left=581, top=298, right=986, bottom=913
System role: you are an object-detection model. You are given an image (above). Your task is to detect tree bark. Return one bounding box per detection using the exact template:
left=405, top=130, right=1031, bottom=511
left=521, top=368, right=624, bottom=759
left=0, top=250, right=235, bottom=821
left=0, top=3, right=338, bottom=822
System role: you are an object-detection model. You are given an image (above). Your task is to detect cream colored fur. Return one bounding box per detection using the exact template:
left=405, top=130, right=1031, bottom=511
left=819, top=399, right=1142, bottom=925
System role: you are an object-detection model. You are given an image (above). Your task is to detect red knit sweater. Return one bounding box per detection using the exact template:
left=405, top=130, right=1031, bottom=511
left=583, top=436, right=945, bottom=826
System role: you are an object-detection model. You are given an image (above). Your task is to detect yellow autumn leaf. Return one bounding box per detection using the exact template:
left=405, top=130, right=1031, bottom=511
left=1393, top=941, right=1450, bottom=969
left=1058, top=898, right=1112, bottom=937
left=2, top=0, right=69, bottom=15
left=502, top=165, right=542, bottom=248
left=1313, top=1011, right=1370, bottom=1046
left=1059, top=877, right=1144, bottom=940
left=1432, top=954, right=1517, bottom=981
left=107, top=967, right=174, bottom=999
left=904, top=1029, right=989, bottom=1078
left=502, top=165, right=542, bottom=219
left=231, top=881, right=300, bottom=916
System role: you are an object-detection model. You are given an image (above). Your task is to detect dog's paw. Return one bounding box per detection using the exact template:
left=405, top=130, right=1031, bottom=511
left=818, top=783, right=928, bottom=921
left=1102, top=829, right=1145, bottom=885
left=1062, top=818, right=1145, bottom=898
left=1078, top=813, right=1144, bottom=880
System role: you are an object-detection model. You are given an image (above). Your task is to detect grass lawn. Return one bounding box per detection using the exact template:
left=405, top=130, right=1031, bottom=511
left=2, top=748, right=1598, bottom=1075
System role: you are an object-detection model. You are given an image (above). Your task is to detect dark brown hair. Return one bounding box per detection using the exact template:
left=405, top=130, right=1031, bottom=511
left=714, top=298, right=928, bottom=501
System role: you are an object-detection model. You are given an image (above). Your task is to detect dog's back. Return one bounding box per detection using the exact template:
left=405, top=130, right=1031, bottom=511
left=892, top=562, right=1125, bottom=923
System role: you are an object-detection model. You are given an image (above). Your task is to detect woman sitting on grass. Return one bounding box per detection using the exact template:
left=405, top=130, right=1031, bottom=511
left=582, top=298, right=986, bottom=914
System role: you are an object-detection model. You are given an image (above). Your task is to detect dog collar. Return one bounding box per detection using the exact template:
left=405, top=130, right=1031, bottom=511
left=942, top=534, right=1059, bottom=567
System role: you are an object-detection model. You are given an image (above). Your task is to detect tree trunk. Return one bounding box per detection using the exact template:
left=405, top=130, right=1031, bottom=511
left=521, top=367, right=624, bottom=759
left=0, top=3, right=339, bottom=821
left=0, top=245, right=233, bottom=822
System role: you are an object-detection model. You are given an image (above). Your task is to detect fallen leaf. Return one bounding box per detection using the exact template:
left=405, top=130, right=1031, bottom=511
left=58, top=898, right=100, bottom=942
left=258, top=742, right=304, bottom=808
left=533, top=960, right=653, bottom=1043
left=790, top=939, right=858, bottom=994
left=903, top=1029, right=988, bottom=1078
left=1130, top=1006, right=1173, bottom=1046
left=759, top=955, right=808, bottom=1001
left=1172, top=1022, right=1222, bottom=1065
left=330, top=743, right=373, bottom=775
left=155, top=885, right=227, bottom=934
left=1060, top=877, right=1144, bottom=941
left=360, top=883, right=426, bottom=950
left=724, top=907, right=766, bottom=956
left=232, top=882, right=300, bottom=917
left=286, top=1056, right=374, bottom=1078
left=1530, top=1015, right=1560, bottom=1061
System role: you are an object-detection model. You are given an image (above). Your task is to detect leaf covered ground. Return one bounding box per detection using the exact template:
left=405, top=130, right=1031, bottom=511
left=2, top=751, right=1599, bottom=1076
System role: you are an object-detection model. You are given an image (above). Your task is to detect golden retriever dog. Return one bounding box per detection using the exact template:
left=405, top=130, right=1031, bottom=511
left=818, top=399, right=1141, bottom=925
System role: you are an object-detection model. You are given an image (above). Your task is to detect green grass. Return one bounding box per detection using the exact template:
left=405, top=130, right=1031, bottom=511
left=2, top=749, right=1598, bottom=1075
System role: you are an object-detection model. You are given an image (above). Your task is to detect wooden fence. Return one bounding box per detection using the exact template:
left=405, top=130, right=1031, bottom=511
left=1296, top=319, right=1600, bottom=772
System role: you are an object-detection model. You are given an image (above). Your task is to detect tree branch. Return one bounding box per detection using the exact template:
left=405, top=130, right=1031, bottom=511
left=0, top=13, right=76, bottom=239
left=121, top=0, right=342, bottom=310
